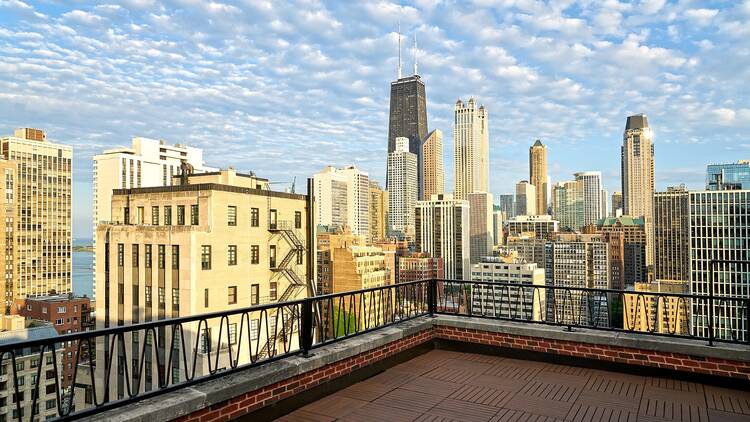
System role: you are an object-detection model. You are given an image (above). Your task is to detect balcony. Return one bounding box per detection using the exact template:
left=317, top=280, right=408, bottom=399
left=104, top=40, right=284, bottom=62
left=0, top=280, right=748, bottom=422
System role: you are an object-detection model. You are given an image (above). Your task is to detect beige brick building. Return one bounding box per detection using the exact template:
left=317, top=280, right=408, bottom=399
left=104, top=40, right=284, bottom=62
left=0, top=160, right=17, bottom=314
left=624, top=281, right=689, bottom=335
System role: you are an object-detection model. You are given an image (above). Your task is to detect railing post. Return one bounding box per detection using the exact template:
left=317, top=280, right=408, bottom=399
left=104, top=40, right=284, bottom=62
left=301, top=298, right=313, bottom=356
left=428, top=279, right=436, bottom=317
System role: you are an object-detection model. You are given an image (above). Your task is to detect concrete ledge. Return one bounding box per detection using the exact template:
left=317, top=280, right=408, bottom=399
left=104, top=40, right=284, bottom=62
left=433, top=315, right=750, bottom=362
left=89, top=317, right=433, bottom=422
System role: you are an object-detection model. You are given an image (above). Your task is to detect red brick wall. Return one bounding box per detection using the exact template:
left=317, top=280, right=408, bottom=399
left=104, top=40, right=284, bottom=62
left=434, top=325, right=750, bottom=382
left=171, top=329, right=435, bottom=422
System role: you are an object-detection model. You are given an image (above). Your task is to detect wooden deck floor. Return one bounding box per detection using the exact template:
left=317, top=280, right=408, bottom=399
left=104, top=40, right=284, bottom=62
left=276, top=350, right=750, bottom=422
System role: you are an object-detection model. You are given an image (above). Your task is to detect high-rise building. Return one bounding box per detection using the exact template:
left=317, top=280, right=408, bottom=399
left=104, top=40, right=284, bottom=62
left=492, top=209, right=504, bottom=247
left=368, top=181, right=388, bottom=243
left=611, top=191, right=623, bottom=217
left=515, top=180, right=536, bottom=216
left=497, top=194, right=515, bottom=218
left=93, top=137, right=213, bottom=298
left=600, top=188, right=609, bottom=219
left=313, top=166, right=370, bottom=239
left=574, top=171, right=603, bottom=227
left=0, top=160, right=17, bottom=314
left=95, top=169, right=311, bottom=396
left=545, top=233, right=610, bottom=326
left=706, top=160, right=750, bottom=190
left=529, top=140, right=548, bottom=215
left=506, top=215, right=558, bottom=239
left=1, top=128, right=72, bottom=300
left=596, top=216, right=647, bottom=287
left=317, top=227, right=363, bottom=295
left=387, top=75, right=428, bottom=157
left=471, top=255, right=545, bottom=320
left=654, top=186, right=689, bottom=283
left=621, top=114, right=655, bottom=268
left=552, top=180, right=584, bottom=231
left=387, top=137, right=418, bottom=239
left=454, top=98, right=489, bottom=199
left=504, top=234, right=547, bottom=268
left=468, top=192, right=494, bottom=264
left=420, top=129, right=444, bottom=200
left=398, top=253, right=444, bottom=284
left=374, top=239, right=409, bottom=285
left=415, top=194, right=470, bottom=280
left=689, top=189, right=750, bottom=342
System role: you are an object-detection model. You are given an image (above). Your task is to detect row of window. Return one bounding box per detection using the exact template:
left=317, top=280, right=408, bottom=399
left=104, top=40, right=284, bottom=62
left=203, top=283, right=276, bottom=308
left=200, top=245, right=301, bottom=270
left=117, top=244, right=179, bottom=269
left=124, top=205, right=302, bottom=229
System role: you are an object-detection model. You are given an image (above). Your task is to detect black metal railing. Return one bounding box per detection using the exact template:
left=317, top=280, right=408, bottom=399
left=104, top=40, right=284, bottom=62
left=0, top=277, right=747, bottom=421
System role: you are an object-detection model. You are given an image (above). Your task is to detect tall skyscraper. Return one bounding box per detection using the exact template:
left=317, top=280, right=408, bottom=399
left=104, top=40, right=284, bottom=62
left=689, top=189, right=750, bottom=341
left=529, top=140, right=548, bottom=215
left=368, top=181, right=388, bottom=243
left=0, top=160, right=16, bottom=314
left=415, top=194, right=470, bottom=280
left=515, top=180, right=536, bottom=216
left=552, top=180, right=583, bottom=231
left=497, top=194, right=515, bottom=218
left=387, top=137, right=418, bottom=239
left=574, top=171, right=604, bottom=227
left=654, top=186, right=689, bottom=283
left=611, top=191, right=623, bottom=217
left=706, top=160, right=750, bottom=190
left=93, top=137, right=212, bottom=299
left=420, top=129, right=444, bottom=200
left=596, top=216, right=647, bottom=287
left=600, top=188, right=609, bottom=219
left=313, top=166, right=370, bottom=239
left=1, top=128, right=72, bottom=301
left=454, top=98, right=489, bottom=199
left=387, top=72, right=427, bottom=192
left=468, top=192, right=494, bottom=264
left=621, top=114, right=655, bottom=268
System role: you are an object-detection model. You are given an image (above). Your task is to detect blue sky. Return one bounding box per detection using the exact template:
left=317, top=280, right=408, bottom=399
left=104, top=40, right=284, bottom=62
left=0, top=0, right=748, bottom=238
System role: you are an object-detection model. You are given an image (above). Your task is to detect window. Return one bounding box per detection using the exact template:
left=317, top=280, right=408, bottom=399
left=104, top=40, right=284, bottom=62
left=251, top=284, right=259, bottom=305
left=17, top=376, right=24, bottom=386
left=269, top=245, right=276, bottom=268
left=145, top=286, right=152, bottom=305
left=171, top=245, right=179, bottom=269
left=251, top=245, right=259, bottom=264
left=250, top=208, right=259, bottom=227
left=228, top=245, right=237, bottom=266
left=31, top=374, right=37, bottom=385
left=158, top=245, right=166, bottom=269
left=190, top=204, right=199, bottom=225
left=42, top=307, right=47, bottom=314
left=228, top=286, right=237, bottom=305
left=295, top=211, right=302, bottom=229
left=132, top=244, right=139, bottom=268
left=55, top=318, right=63, bottom=325
left=46, top=356, right=54, bottom=365
left=200, top=328, right=211, bottom=353
left=250, top=319, right=259, bottom=340
left=269, top=282, right=277, bottom=301
left=30, top=359, right=39, bottom=368
left=145, top=245, right=152, bottom=268
left=158, top=287, right=165, bottom=304
left=15, top=362, right=24, bottom=372
left=137, top=207, right=145, bottom=224
left=26, top=304, right=31, bottom=311
left=296, top=251, right=303, bottom=265
left=117, top=243, right=124, bottom=267
left=46, top=399, right=56, bottom=410
left=177, top=205, right=185, bottom=225
left=172, top=289, right=179, bottom=306
left=204, top=289, right=209, bottom=308
left=57, top=306, right=66, bottom=313
left=227, top=206, right=237, bottom=226
left=151, top=206, right=159, bottom=225
left=228, top=323, right=237, bottom=345
left=164, top=206, right=172, bottom=225
left=201, top=246, right=211, bottom=270
left=123, top=207, right=130, bottom=224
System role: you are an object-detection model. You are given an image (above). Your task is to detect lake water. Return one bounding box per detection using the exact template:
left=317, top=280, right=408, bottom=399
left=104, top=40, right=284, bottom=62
left=72, top=251, right=94, bottom=298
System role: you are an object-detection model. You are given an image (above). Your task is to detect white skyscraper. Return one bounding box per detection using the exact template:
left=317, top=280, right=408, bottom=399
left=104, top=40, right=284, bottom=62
left=574, top=171, right=603, bottom=227
left=515, top=181, right=536, bottom=216
left=313, top=166, right=370, bottom=239
left=468, top=192, right=494, bottom=263
left=415, top=194, right=470, bottom=280
left=387, top=137, right=418, bottom=239
left=454, top=98, right=489, bottom=200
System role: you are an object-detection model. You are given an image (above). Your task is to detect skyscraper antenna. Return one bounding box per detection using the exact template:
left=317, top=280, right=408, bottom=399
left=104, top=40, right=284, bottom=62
left=413, top=31, right=418, bottom=75
left=397, top=22, right=402, bottom=79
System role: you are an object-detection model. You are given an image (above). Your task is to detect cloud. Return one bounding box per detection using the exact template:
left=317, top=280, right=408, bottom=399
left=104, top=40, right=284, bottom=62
left=684, top=9, right=718, bottom=26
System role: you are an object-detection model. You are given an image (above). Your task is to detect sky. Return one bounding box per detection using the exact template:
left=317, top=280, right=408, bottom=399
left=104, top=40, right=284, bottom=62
left=0, top=0, right=748, bottom=239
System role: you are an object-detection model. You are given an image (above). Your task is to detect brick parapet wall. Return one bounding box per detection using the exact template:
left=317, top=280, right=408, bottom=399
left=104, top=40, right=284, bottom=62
left=171, top=328, right=435, bottom=422
left=434, top=325, right=750, bottom=382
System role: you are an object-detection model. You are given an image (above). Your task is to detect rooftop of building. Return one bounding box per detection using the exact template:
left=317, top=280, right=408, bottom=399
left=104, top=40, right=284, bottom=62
left=598, top=215, right=645, bottom=226
left=18, top=293, right=91, bottom=303
left=625, top=113, right=649, bottom=130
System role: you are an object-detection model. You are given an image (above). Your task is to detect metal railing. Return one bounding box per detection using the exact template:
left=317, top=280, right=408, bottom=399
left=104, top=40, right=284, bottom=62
left=0, top=277, right=747, bottom=421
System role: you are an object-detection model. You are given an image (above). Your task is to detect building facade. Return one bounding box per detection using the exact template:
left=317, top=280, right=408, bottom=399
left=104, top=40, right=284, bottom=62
left=415, top=194, right=470, bottom=280
left=387, top=137, right=418, bottom=239
left=624, top=281, right=689, bottom=335
left=368, top=181, right=388, bottom=244
left=552, top=180, right=583, bottom=231
left=468, top=192, right=494, bottom=264
left=515, top=181, right=536, bottom=216
left=398, top=253, right=444, bottom=284
left=706, top=160, right=750, bottom=191
left=0, top=160, right=16, bottom=314
left=471, top=256, right=545, bottom=321
left=506, top=215, right=558, bottom=239
left=420, top=129, right=444, bottom=201
left=574, top=171, right=603, bottom=227
left=313, top=166, right=369, bottom=239
left=387, top=75, right=428, bottom=157
left=596, top=216, right=647, bottom=287
left=529, top=140, right=548, bottom=215
left=497, top=194, right=515, bottom=219
left=453, top=99, right=489, bottom=200
left=654, top=186, right=689, bottom=283
left=1, top=128, right=72, bottom=300
left=492, top=209, right=504, bottom=247
left=611, top=191, right=623, bottom=217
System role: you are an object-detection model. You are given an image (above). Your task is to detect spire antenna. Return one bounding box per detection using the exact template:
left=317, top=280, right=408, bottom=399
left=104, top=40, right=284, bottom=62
left=413, top=31, right=418, bottom=75
left=397, top=22, right=402, bottom=79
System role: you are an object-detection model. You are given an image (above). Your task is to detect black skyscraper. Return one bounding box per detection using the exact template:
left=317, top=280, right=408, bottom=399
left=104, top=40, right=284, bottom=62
left=387, top=75, right=428, bottom=189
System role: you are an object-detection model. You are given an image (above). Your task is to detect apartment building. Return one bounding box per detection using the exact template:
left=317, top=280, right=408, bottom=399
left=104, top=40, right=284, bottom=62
left=471, top=256, right=545, bottom=321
